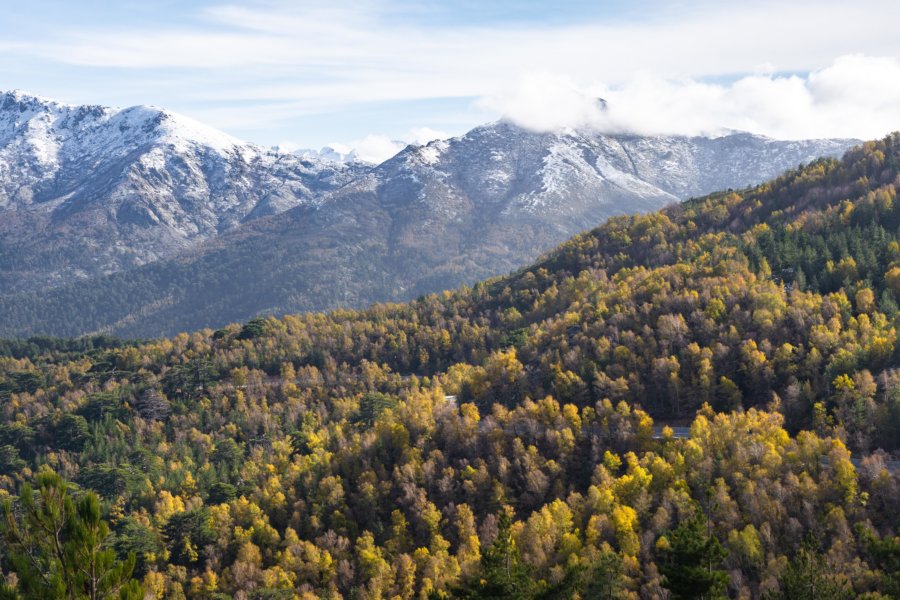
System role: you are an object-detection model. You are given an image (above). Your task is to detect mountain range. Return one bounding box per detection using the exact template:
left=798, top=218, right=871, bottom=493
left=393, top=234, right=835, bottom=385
left=0, top=90, right=366, bottom=293
left=0, top=91, right=858, bottom=337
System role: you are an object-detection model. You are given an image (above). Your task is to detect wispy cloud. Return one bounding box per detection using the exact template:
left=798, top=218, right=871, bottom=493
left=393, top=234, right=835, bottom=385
left=24, top=1, right=900, bottom=85
left=3, top=0, right=900, bottom=147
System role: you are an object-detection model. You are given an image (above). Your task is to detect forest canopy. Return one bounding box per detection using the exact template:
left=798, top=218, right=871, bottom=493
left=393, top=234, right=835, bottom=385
left=0, top=135, right=899, bottom=598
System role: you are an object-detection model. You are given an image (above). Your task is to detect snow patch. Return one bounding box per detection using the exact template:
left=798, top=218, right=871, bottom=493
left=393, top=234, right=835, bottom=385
left=417, top=140, right=448, bottom=165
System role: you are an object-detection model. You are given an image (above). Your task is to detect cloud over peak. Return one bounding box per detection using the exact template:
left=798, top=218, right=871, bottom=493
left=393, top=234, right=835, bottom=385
left=485, top=55, right=900, bottom=140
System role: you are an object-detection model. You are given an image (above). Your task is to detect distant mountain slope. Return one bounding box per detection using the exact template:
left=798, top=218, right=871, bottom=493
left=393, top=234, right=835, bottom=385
left=0, top=91, right=368, bottom=292
left=0, top=119, right=858, bottom=338
left=357, top=122, right=855, bottom=235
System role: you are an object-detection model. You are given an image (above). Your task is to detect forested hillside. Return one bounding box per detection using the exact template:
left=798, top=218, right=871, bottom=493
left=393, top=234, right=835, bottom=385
left=1, top=135, right=899, bottom=598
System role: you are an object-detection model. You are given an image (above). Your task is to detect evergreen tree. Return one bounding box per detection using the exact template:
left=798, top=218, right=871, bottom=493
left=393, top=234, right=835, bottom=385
left=765, top=540, right=850, bottom=600
left=581, top=550, right=625, bottom=600
left=455, top=508, right=536, bottom=600
left=0, top=470, right=143, bottom=600
left=659, top=511, right=728, bottom=600
left=857, top=527, right=900, bottom=598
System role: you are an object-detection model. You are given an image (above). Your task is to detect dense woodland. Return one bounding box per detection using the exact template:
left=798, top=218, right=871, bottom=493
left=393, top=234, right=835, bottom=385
left=1, top=135, right=900, bottom=598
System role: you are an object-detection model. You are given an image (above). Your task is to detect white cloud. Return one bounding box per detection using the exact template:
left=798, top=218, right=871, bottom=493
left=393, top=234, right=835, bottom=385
left=334, top=127, right=451, bottom=164
left=6, top=0, right=900, bottom=144
left=477, top=74, right=607, bottom=133
left=274, top=140, right=302, bottom=153
left=484, top=55, right=900, bottom=140
left=331, top=135, right=404, bottom=164
left=407, top=127, right=451, bottom=145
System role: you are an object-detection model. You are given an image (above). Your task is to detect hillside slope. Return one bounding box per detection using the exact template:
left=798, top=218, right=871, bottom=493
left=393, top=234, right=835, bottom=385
left=0, top=134, right=898, bottom=599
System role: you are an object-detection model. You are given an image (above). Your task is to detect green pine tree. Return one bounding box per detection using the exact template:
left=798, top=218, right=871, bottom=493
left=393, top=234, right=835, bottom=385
left=582, top=550, right=625, bottom=600
left=765, top=540, right=850, bottom=600
left=659, top=511, right=728, bottom=600
left=453, top=507, right=536, bottom=600
left=0, top=470, right=143, bottom=600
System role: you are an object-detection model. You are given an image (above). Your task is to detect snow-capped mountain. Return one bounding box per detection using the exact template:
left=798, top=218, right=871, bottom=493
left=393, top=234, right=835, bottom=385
left=0, top=118, right=859, bottom=338
left=365, top=121, right=855, bottom=230
left=292, top=122, right=856, bottom=290
left=0, top=90, right=368, bottom=293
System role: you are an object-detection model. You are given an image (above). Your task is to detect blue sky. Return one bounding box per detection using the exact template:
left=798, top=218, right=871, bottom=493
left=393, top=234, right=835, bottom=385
left=2, top=0, right=900, bottom=161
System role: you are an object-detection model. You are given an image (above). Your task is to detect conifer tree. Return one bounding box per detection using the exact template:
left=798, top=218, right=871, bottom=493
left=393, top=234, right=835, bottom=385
left=0, top=471, right=143, bottom=600
left=765, top=539, right=850, bottom=600
left=454, top=508, right=536, bottom=600
left=659, top=511, right=728, bottom=600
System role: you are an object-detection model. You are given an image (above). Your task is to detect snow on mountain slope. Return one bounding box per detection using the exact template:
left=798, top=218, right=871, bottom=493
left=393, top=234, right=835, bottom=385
left=0, top=91, right=369, bottom=293
left=358, top=121, right=855, bottom=237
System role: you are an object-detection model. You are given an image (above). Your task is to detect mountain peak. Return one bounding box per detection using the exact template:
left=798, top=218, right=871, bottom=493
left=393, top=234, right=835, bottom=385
left=0, top=89, right=65, bottom=109
left=0, top=91, right=248, bottom=155
left=117, top=105, right=246, bottom=153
